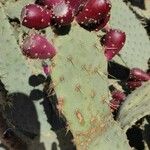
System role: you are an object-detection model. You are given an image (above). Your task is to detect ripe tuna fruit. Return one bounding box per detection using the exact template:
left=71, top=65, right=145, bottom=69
left=40, top=0, right=62, bottom=9
left=111, top=90, right=126, bottom=102
left=129, top=68, right=150, bottom=81
left=66, top=0, right=88, bottom=15
left=41, top=0, right=74, bottom=26
left=76, top=0, right=111, bottom=31
left=109, top=99, right=120, bottom=111
left=100, top=29, right=126, bottom=60
left=21, top=34, right=56, bottom=59
left=21, top=4, right=52, bottom=29
left=126, top=81, right=142, bottom=90
left=109, top=90, right=126, bottom=111
left=95, top=13, right=110, bottom=31
left=51, top=0, right=74, bottom=26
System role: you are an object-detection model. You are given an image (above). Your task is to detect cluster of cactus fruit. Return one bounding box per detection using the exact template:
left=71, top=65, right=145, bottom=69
left=20, top=0, right=128, bottom=69
left=0, top=0, right=150, bottom=149
left=20, top=0, right=121, bottom=60
left=20, top=0, right=150, bottom=111
left=21, top=0, right=129, bottom=60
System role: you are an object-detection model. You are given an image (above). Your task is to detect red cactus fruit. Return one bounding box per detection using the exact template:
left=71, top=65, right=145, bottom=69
left=66, top=0, right=88, bottom=15
left=41, top=0, right=74, bottom=26
left=129, top=68, right=150, bottom=81
left=21, top=34, right=56, bottom=59
left=95, top=13, right=110, bottom=31
left=76, top=0, right=111, bottom=31
left=21, top=4, right=52, bottom=29
left=111, top=90, right=126, bottom=102
left=126, top=81, right=142, bottom=90
left=51, top=0, right=74, bottom=26
left=100, top=29, right=126, bottom=60
left=109, top=99, right=120, bottom=111
left=40, top=0, right=62, bottom=9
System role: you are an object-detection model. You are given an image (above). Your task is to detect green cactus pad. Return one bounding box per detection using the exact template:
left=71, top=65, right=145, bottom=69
left=0, top=4, right=61, bottom=149
left=89, top=122, right=131, bottom=150
left=50, top=22, right=109, bottom=131
left=110, top=0, right=150, bottom=70
left=0, top=2, right=47, bottom=93
left=50, top=23, right=130, bottom=149
left=117, top=81, right=150, bottom=131
left=0, top=5, right=33, bottom=94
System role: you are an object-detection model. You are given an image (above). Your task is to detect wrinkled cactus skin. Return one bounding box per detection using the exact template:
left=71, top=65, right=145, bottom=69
left=117, top=81, right=150, bottom=131
left=0, top=0, right=150, bottom=149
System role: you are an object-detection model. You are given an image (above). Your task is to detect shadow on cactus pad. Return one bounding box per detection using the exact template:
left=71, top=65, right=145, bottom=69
left=1, top=76, right=76, bottom=150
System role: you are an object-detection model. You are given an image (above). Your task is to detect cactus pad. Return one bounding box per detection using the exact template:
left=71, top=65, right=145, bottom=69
left=117, top=81, right=150, bottom=131
left=110, top=0, right=150, bottom=70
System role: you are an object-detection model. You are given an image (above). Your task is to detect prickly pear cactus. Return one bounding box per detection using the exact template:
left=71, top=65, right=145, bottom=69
left=0, top=3, right=62, bottom=150
left=0, top=5, right=32, bottom=93
left=0, top=0, right=150, bottom=150
left=117, top=81, right=150, bottom=131
left=46, top=23, right=130, bottom=150
left=110, top=0, right=150, bottom=70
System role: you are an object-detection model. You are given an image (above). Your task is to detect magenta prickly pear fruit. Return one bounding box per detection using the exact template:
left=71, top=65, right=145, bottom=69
left=40, top=0, right=62, bottom=9
left=109, top=90, right=126, bottom=111
left=100, top=29, right=126, bottom=60
left=129, top=68, right=150, bottom=81
left=76, top=0, right=111, bottom=31
left=41, top=0, right=74, bottom=26
left=21, top=4, right=52, bottom=29
left=109, top=99, right=120, bottom=111
left=21, top=34, right=56, bottom=59
left=95, top=13, right=110, bottom=32
left=126, top=81, right=142, bottom=90
left=66, top=0, right=88, bottom=15
left=51, top=0, right=74, bottom=26
left=111, top=90, right=126, bottom=102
